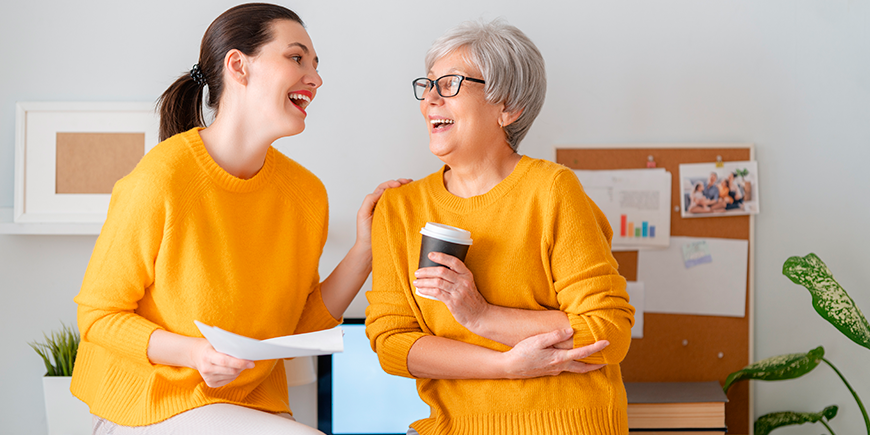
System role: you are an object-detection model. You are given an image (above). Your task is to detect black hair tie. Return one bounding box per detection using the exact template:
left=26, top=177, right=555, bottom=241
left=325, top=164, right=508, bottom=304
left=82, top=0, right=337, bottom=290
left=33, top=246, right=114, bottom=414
left=189, top=64, right=206, bottom=87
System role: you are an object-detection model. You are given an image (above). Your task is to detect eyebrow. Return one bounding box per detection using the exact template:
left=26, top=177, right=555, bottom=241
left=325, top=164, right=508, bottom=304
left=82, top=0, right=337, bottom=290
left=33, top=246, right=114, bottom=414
left=288, top=42, right=319, bottom=65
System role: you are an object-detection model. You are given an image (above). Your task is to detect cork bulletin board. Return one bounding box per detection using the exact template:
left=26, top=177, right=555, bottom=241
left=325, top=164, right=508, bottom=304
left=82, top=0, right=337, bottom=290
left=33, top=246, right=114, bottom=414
left=556, top=145, right=755, bottom=435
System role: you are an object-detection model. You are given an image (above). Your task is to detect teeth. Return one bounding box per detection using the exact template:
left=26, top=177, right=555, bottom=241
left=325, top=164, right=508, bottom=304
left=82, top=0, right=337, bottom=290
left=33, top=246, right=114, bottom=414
left=288, top=93, right=311, bottom=103
left=430, top=119, right=454, bottom=126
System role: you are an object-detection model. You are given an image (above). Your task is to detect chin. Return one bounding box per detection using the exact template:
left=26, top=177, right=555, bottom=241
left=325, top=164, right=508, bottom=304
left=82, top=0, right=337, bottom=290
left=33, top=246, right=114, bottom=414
left=428, top=140, right=455, bottom=159
left=279, top=121, right=306, bottom=138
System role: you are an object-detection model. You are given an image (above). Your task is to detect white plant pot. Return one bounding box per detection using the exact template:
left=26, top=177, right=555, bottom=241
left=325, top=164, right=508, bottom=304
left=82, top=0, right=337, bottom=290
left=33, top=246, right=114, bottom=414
left=43, top=376, right=92, bottom=435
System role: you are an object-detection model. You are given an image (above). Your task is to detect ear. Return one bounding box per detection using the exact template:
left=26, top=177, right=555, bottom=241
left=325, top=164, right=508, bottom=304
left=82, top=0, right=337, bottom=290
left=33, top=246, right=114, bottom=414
left=498, top=107, right=524, bottom=128
left=224, top=49, right=248, bottom=86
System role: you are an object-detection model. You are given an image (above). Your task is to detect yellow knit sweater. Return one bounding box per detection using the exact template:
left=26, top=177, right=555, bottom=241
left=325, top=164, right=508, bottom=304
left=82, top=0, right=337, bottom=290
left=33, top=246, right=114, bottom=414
left=71, top=128, right=340, bottom=426
left=366, top=156, right=634, bottom=435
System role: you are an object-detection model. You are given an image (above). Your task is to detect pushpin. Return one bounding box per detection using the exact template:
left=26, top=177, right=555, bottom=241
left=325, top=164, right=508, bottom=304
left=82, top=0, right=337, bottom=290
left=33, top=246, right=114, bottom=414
left=718, top=352, right=724, bottom=359
left=646, top=155, right=656, bottom=168
left=682, top=339, right=689, bottom=347
left=715, top=156, right=724, bottom=168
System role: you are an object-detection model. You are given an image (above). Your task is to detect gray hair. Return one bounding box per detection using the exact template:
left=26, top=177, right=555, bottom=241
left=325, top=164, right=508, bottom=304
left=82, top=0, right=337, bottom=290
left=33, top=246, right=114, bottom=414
left=425, top=19, right=546, bottom=151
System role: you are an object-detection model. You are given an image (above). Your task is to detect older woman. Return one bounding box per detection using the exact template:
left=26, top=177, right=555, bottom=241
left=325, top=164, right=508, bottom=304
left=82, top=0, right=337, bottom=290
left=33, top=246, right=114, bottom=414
left=365, top=19, right=634, bottom=435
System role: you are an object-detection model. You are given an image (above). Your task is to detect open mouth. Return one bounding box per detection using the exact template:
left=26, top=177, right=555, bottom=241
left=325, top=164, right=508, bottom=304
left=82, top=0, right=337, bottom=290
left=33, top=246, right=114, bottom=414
left=430, top=118, right=454, bottom=129
left=288, top=92, right=312, bottom=111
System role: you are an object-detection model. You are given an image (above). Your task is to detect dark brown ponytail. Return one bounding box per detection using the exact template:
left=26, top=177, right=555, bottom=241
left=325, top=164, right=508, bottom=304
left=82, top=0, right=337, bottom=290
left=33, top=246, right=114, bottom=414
left=157, top=3, right=304, bottom=141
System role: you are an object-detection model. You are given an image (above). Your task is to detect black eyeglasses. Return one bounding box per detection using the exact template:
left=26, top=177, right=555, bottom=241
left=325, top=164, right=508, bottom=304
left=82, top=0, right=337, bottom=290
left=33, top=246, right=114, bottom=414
left=412, top=75, right=485, bottom=100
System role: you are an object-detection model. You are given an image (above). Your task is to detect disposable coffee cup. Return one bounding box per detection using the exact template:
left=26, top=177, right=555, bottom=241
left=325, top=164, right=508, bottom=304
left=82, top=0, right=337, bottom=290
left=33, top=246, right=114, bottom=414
left=416, top=222, right=473, bottom=300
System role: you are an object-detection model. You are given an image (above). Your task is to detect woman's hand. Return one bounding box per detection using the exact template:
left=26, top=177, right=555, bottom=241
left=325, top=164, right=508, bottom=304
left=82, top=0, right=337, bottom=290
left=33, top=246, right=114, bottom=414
left=414, top=251, right=489, bottom=330
left=500, top=328, right=609, bottom=379
left=190, top=338, right=255, bottom=388
left=356, top=179, right=413, bottom=248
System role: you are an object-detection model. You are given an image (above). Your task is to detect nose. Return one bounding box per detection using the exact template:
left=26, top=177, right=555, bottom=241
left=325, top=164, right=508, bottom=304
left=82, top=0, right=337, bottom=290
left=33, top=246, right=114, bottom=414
left=423, top=83, right=443, bottom=104
left=304, top=65, right=322, bottom=89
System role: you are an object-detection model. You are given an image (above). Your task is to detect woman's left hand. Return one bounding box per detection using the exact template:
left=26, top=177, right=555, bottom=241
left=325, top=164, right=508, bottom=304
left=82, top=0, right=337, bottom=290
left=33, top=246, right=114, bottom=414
left=356, top=179, right=412, bottom=247
left=414, top=252, right=490, bottom=330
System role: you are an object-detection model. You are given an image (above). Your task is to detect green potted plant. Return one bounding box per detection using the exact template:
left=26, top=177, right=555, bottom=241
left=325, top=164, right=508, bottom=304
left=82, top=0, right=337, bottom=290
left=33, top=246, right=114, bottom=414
left=723, top=254, right=869, bottom=435
left=30, top=323, right=92, bottom=435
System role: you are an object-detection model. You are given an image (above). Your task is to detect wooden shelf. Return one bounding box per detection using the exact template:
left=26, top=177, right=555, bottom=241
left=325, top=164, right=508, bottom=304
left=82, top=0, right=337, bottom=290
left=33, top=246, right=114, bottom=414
left=0, top=207, right=102, bottom=235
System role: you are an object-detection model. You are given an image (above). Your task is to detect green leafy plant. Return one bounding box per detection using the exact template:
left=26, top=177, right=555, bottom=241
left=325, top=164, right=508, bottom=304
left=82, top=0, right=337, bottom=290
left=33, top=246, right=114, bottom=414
left=734, top=167, right=750, bottom=181
left=29, top=323, right=79, bottom=377
left=723, top=253, right=869, bottom=435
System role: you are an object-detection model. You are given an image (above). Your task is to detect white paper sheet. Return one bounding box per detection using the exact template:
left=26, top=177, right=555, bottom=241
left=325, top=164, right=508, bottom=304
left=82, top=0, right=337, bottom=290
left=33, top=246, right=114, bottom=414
left=195, top=321, right=344, bottom=360
left=626, top=281, right=645, bottom=339
left=637, top=236, right=748, bottom=317
left=573, top=169, right=672, bottom=251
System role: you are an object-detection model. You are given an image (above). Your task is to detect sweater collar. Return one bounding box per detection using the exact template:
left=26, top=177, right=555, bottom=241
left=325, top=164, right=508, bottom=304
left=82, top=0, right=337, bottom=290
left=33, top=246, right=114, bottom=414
left=184, top=128, right=275, bottom=193
left=428, top=155, right=532, bottom=212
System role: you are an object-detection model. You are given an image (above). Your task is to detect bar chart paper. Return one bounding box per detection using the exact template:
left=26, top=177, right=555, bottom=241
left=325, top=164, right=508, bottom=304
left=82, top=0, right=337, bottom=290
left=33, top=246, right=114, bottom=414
left=574, top=169, right=671, bottom=250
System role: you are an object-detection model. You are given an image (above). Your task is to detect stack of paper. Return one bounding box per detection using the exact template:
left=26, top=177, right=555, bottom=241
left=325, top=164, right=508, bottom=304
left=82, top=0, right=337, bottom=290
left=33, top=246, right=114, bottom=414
left=194, top=320, right=344, bottom=360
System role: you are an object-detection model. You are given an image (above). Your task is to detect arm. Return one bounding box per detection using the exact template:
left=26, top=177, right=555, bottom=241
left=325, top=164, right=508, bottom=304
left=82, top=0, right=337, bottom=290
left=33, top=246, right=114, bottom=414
left=414, top=252, right=573, bottom=348
left=407, top=329, right=608, bottom=380
left=76, top=176, right=255, bottom=387
left=549, top=170, right=635, bottom=365
left=75, top=176, right=166, bottom=367
left=411, top=171, right=633, bottom=354
left=366, top=191, right=607, bottom=380
left=320, top=179, right=411, bottom=318
left=147, top=329, right=254, bottom=388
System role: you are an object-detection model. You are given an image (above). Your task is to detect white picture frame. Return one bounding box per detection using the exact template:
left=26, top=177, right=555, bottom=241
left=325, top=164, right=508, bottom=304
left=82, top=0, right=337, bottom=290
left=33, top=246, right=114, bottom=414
left=14, top=102, right=159, bottom=223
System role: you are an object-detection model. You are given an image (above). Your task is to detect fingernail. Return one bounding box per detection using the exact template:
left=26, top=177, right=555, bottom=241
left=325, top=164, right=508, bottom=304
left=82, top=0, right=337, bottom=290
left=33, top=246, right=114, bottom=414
left=412, top=280, right=418, bottom=285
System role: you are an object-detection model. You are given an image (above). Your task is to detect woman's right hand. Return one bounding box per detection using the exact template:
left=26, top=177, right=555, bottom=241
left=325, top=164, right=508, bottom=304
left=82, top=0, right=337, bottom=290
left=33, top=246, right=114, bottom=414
left=190, top=338, right=255, bottom=388
left=355, top=178, right=413, bottom=248
left=500, top=328, right=609, bottom=379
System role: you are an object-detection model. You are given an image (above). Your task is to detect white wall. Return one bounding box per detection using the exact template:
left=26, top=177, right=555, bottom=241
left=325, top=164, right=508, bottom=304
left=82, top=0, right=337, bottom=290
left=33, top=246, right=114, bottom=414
left=2, top=1, right=869, bottom=434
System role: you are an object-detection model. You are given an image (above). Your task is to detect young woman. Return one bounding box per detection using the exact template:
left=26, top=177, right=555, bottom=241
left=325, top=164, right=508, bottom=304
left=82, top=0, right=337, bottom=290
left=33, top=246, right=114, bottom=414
left=71, top=4, right=406, bottom=434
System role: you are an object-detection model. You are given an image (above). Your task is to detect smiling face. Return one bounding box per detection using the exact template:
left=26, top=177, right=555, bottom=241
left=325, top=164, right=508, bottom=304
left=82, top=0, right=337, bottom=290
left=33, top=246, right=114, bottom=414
left=420, top=48, right=510, bottom=164
left=244, top=19, right=322, bottom=138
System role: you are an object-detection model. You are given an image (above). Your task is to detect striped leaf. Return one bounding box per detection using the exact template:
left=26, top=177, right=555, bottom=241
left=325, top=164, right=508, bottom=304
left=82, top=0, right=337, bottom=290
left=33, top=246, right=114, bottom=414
left=755, top=405, right=838, bottom=435
left=723, top=346, right=824, bottom=393
left=783, top=253, right=870, bottom=350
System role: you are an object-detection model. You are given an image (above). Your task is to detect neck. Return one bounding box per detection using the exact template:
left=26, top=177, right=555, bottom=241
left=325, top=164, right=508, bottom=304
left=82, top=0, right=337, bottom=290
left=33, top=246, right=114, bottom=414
left=443, top=149, right=522, bottom=198
left=199, top=110, right=276, bottom=180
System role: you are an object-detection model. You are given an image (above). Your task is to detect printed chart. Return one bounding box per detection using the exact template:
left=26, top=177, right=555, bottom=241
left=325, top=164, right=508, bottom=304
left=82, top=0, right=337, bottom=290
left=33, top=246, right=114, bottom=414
left=574, top=169, right=671, bottom=250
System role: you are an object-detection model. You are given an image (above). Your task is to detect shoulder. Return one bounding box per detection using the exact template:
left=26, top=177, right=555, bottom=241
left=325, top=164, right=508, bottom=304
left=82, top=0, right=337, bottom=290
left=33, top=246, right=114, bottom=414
left=271, top=150, right=327, bottom=199
left=113, top=129, right=200, bottom=201
left=377, top=170, right=441, bottom=210
left=519, top=157, right=583, bottom=195
left=270, top=150, right=329, bottom=227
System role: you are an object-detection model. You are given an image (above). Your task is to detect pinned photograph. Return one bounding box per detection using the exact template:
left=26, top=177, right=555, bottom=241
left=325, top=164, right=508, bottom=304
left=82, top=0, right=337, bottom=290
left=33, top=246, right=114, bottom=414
left=679, top=161, right=760, bottom=218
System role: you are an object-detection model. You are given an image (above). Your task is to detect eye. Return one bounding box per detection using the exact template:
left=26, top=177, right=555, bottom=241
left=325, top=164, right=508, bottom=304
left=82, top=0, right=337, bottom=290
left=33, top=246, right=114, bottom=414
left=289, top=55, right=302, bottom=64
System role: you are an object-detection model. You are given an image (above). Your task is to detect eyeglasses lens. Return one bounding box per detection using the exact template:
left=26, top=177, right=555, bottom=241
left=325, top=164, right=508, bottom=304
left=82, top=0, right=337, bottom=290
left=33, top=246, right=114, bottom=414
left=438, top=76, right=462, bottom=98
left=413, top=79, right=430, bottom=100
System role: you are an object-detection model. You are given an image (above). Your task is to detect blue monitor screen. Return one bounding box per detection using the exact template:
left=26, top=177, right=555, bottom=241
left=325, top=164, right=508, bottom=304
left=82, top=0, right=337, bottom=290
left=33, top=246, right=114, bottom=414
left=318, top=320, right=429, bottom=435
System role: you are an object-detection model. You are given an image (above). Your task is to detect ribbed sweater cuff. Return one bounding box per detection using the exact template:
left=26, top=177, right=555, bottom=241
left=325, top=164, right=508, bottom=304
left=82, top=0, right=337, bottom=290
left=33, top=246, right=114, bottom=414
left=108, top=313, right=163, bottom=366
left=569, top=314, right=606, bottom=365
left=380, top=332, right=427, bottom=378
